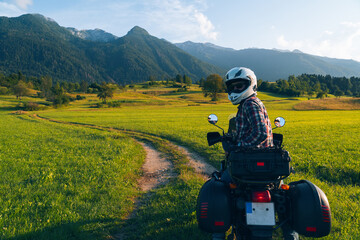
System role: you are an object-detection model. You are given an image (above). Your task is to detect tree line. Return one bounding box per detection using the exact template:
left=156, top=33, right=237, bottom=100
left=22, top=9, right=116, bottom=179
left=258, top=74, right=360, bottom=98
left=2, top=70, right=360, bottom=108
left=0, top=71, right=197, bottom=109
left=0, top=71, right=120, bottom=108
left=200, top=73, right=360, bottom=101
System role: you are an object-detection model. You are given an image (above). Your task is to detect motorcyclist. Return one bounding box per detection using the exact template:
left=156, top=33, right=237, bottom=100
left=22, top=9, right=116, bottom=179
left=225, top=67, right=273, bottom=148
left=213, top=67, right=298, bottom=240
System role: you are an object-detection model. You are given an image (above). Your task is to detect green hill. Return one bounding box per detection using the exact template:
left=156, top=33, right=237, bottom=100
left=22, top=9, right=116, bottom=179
left=0, top=14, right=223, bottom=84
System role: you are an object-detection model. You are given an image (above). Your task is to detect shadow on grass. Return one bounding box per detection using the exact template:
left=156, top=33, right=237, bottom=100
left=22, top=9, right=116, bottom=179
left=116, top=179, right=210, bottom=240
left=6, top=218, right=123, bottom=240
left=8, top=180, right=211, bottom=240
left=0, top=106, right=19, bottom=111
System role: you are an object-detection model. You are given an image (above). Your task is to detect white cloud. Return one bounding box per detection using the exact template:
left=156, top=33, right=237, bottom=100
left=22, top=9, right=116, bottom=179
left=194, top=11, right=218, bottom=40
left=143, top=0, right=218, bottom=42
left=341, top=21, right=360, bottom=28
left=276, top=22, right=360, bottom=61
left=50, top=0, right=218, bottom=43
left=277, top=35, right=288, bottom=47
left=277, top=35, right=303, bottom=49
left=14, top=0, right=32, bottom=9
left=0, top=1, right=24, bottom=16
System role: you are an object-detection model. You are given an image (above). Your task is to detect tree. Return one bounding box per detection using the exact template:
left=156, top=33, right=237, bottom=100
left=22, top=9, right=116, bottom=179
left=12, top=80, right=30, bottom=99
left=49, top=83, right=70, bottom=107
left=40, top=76, right=53, bottom=98
left=97, top=83, right=116, bottom=103
left=0, top=72, right=6, bottom=87
left=175, top=74, right=183, bottom=86
left=316, top=91, right=326, bottom=99
left=202, top=74, right=225, bottom=101
left=199, top=77, right=205, bottom=87
left=148, top=76, right=156, bottom=85
left=183, top=74, right=192, bottom=86
left=68, top=83, right=76, bottom=93
left=80, top=80, right=88, bottom=93
left=334, top=89, right=344, bottom=98
left=0, top=86, right=8, bottom=95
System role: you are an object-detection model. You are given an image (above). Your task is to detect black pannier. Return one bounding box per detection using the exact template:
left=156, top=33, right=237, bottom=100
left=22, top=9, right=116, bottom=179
left=227, top=148, right=291, bottom=180
left=196, top=178, right=232, bottom=233
left=288, top=180, right=331, bottom=238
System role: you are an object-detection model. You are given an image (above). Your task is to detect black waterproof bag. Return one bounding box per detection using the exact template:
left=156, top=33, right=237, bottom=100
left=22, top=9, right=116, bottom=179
left=288, top=180, right=331, bottom=238
left=227, top=147, right=291, bottom=180
left=196, top=177, right=232, bottom=233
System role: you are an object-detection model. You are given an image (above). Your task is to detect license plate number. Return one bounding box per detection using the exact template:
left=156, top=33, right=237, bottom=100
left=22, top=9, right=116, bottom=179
left=246, top=202, right=275, bottom=226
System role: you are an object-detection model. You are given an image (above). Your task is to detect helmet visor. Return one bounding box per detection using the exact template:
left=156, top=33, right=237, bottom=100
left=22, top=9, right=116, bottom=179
left=226, top=80, right=250, bottom=93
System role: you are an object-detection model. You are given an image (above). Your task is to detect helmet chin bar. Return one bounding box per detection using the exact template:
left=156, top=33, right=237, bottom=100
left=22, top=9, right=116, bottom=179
left=228, top=86, right=254, bottom=105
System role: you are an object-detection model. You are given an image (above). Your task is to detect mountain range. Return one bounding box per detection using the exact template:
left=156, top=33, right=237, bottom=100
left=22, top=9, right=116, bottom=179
left=0, top=14, right=360, bottom=84
left=0, top=14, right=222, bottom=84
left=175, top=42, right=360, bottom=81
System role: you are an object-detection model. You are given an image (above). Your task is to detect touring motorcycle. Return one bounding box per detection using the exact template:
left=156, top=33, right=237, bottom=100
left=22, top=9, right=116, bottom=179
left=196, top=114, right=331, bottom=239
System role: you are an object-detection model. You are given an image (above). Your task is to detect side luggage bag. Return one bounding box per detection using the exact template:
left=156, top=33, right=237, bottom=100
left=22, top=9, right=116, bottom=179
left=289, top=180, right=331, bottom=238
left=196, top=177, right=232, bottom=233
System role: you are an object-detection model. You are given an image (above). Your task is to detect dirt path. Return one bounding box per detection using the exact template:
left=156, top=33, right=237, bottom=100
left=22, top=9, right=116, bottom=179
left=176, top=145, right=217, bottom=178
left=27, top=114, right=217, bottom=239
left=30, top=113, right=216, bottom=185
left=137, top=141, right=176, bottom=191
left=136, top=142, right=216, bottom=191
left=114, top=141, right=216, bottom=240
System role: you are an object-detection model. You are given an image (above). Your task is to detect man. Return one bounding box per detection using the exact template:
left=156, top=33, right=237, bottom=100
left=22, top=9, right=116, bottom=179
left=225, top=67, right=273, bottom=148
left=212, top=67, right=298, bottom=240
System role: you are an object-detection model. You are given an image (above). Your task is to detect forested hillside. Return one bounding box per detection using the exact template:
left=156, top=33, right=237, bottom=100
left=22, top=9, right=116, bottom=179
left=0, top=14, right=223, bottom=84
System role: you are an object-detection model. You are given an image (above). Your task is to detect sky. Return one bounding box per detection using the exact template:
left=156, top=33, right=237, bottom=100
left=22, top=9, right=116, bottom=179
left=1, top=0, right=360, bottom=61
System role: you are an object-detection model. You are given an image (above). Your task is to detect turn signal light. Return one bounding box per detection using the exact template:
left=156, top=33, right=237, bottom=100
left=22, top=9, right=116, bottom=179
left=281, top=184, right=290, bottom=190
left=252, top=190, right=271, bottom=202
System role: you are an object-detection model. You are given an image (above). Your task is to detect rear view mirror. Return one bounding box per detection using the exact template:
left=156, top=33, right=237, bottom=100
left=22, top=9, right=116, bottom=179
left=274, top=117, right=285, bottom=128
left=208, top=114, right=218, bottom=125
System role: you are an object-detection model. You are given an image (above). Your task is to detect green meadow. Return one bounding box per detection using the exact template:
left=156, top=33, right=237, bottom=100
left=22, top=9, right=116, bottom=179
left=0, top=87, right=359, bottom=239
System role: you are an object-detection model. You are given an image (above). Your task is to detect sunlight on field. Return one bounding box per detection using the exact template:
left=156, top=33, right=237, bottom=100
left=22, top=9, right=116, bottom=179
left=293, top=97, right=360, bottom=110
left=0, top=110, right=145, bottom=239
left=1, top=90, right=360, bottom=239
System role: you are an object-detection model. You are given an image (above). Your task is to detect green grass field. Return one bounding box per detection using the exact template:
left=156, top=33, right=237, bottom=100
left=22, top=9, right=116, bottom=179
left=1, top=88, right=359, bottom=239
left=0, top=105, right=145, bottom=239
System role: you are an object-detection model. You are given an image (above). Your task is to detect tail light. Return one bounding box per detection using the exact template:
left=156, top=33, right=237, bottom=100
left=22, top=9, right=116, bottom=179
left=252, top=190, right=271, bottom=202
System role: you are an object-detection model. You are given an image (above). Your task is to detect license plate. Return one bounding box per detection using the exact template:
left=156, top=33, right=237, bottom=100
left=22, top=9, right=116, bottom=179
left=246, top=202, right=275, bottom=226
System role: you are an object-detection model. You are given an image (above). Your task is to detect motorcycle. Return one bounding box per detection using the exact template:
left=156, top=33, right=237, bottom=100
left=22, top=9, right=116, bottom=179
left=196, top=114, right=331, bottom=240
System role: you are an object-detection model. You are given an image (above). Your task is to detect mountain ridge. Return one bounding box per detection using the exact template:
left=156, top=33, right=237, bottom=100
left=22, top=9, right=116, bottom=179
left=175, top=41, right=360, bottom=81
left=1, top=13, right=360, bottom=83
left=67, top=27, right=118, bottom=42
left=0, top=14, right=223, bottom=84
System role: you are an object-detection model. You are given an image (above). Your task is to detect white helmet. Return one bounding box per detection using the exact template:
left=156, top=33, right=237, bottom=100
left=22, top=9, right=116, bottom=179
left=224, top=67, right=257, bottom=105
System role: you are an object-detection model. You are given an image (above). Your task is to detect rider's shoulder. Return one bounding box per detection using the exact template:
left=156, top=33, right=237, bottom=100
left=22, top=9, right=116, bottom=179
left=243, top=96, right=261, bottom=108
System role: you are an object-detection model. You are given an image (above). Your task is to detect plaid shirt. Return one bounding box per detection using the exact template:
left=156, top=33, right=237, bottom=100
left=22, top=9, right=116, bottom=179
left=235, top=95, right=273, bottom=148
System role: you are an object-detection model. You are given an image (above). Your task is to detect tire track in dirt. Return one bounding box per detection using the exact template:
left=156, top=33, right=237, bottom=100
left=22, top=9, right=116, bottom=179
left=176, top=145, right=217, bottom=178
left=137, top=141, right=176, bottom=191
